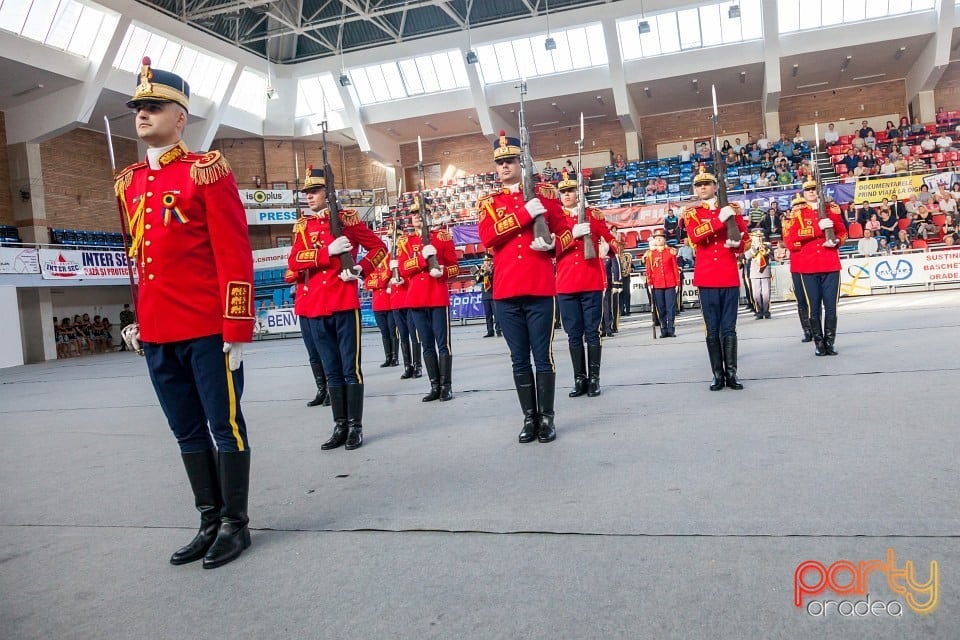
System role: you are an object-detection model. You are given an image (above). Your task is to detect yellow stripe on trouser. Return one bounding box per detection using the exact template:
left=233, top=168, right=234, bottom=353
left=353, top=309, right=363, bottom=384
left=800, top=276, right=813, bottom=321
left=548, top=300, right=556, bottom=369
left=223, top=353, right=245, bottom=451
left=444, top=307, right=452, bottom=356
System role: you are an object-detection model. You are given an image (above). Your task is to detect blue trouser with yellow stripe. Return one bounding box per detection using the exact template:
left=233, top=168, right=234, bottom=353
left=410, top=306, right=451, bottom=357
left=311, top=309, right=363, bottom=387
left=144, top=334, right=248, bottom=453
left=558, top=291, right=603, bottom=348
left=496, top=295, right=556, bottom=375
left=698, top=286, right=739, bottom=338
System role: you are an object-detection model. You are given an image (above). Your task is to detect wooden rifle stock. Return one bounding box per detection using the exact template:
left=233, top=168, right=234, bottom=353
left=320, top=122, right=356, bottom=273
left=415, top=165, right=440, bottom=273
left=518, top=80, right=553, bottom=244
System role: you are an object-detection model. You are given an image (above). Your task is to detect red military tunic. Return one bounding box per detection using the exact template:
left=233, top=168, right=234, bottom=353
left=783, top=203, right=847, bottom=274
left=643, top=246, right=681, bottom=289
left=554, top=206, right=617, bottom=294
left=286, top=209, right=388, bottom=317
left=364, top=260, right=393, bottom=312
left=398, top=228, right=460, bottom=308
left=283, top=267, right=308, bottom=316
left=477, top=184, right=566, bottom=299
left=681, top=200, right=749, bottom=288
left=114, top=141, right=254, bottom=344
left=389, top=238, right=411, bottom=310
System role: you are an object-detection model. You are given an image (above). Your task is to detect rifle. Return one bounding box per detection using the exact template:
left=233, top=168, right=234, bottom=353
left=320, top=117, right=357, bottom=275
left=644, top=270, right=658, bottom=340
left=416, top=136, right=440, bottom=273
left=391, top=176, right=403, bottom=284
left=518, top=79, right=553, bottom=245
left=710, top=85, right=742, bottom=245
left=103, top=115, right=142, bottom=355
left=812, top=122, right=838, bottom=246
left=576, top=112, right=596, bottom=259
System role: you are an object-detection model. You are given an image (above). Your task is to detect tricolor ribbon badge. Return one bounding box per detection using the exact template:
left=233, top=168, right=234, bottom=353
left=161, top=192, right=189, bottom=226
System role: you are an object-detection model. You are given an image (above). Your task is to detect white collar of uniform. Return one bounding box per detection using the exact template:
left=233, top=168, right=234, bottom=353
left=303, top=207, right=328, bottom=219
left=505, top=182, right=521, bottom=194
left=807, top=200, right=820, bottom=208
left=146, top=143, right=178, bottom=170
left=701, top=197, right=717, bottom=208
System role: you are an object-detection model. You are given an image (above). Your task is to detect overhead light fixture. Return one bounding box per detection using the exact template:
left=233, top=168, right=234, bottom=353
left=841, top=55, right=852, bottom=71
left=465, top=0, right=478, bottom=65
left=425, top=122, right=439, bottom=131
left=644, top=87, right=652, bottom=97
left=545, top=37, right=556, bottom=51
left=339, top=74, right=351, bottom=87
left=544, top=0, right=556, bottom=51
left=691, top=78, right=699, bottom=93
left=638, top=20, right=651, bottom=34
left=266, top=86, right=278, bottom=100
left=739, top=71, right=746, bottom=84
left=728, top=4, right=740, bottom=19
left=895, top=46, right=906, bottom=59
left=792, top=63, right=799, bottom=77
left=465, top=50, right=478, bottom=64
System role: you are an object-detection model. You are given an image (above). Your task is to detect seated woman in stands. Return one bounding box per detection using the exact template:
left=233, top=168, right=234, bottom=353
left=614, top=154, right=626, bottom=170
left=645, top=179, right=657, bottom=196
left=621, top=180, right=634, bottom=200
left=864, top=213, right=881, bottom=237
left=720, top=139, right=732, bottom=155
left=951, top=182, right=960, bottom=201
left=885, top=120, right=900, bottom=140
left=609, top=180, right=623, bottom=201
left=917, top=183, right=933, bottom=205
left=941, top=214, right=958, bottom=245
left=910, top=116, right=924, bottom=136
left=899, top=116, right=911, bottom=138
left=877, top=207, right=899, bottom=245
left=912, top=205, right=940, bottom=240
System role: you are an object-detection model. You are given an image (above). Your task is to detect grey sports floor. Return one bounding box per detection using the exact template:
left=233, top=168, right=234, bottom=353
left=2, top=290, right=957, bottom=639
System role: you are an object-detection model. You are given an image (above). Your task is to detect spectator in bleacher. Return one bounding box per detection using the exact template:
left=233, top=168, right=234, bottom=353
left=733, top=137, right=744, bottom=153
left=942, top=214, right=958, bottom=245
left=645, top=179, right=657, bottom=196
left=663, top=208, right=680, bottom=241
left=853, top=161, right=867, bottom=177
left=614, top=155, right=625, bottom=170
left=793, top=126, right=805, bottom=145
left=864, top=213, right=881, bottom=237
left=935, top=181, right=952, bottom=203
left=56, top=318, right=71, bottom=358
left=565, top=159, right=575, bottom=175
left=609, top=180, right=623, bottom=201
left=856, top=200, right=876, bottom=225
left=119, top=303, right=135, bottom=352
left=895, top=228, right=913, bottom=252
left=720, top=140, right=732, bottom=155
left=744, top=143, right=759, bottom=163
left=937, top=107, right=947, bottom=125
left=655, top=177, right=668, bottom=194
left=877, top=237, right=891, bottom=254
left=851, top=135, right=865, bottom=150
left=920, top=132, right=937, bottom=153
left=912, top=205, right=940, bottom=240
left=936, top=132, right=953, bottom=151
left=621, top=180, right=634, bottom=200
left=904, top=195, right=921, bottom=217
left=748, top=201, right=765, bottom=228
left=697, top=143, right=712, bottom=160
left=879, top=155, right=897, bottom=176
left=878, top=207, right=899, bottom=245
left=756, top=206, right=777, bottom=239
left=760, top=151, right=774, bottom=171
left=909, top=155, right=929, bottom=172
left=857, top=229, right=879, bottom=256
left=757, top=132, right=769, bottom=151
left=755, top=170, right=771, bottom=188
left=858, top=120, right=875, bottom=139
left=917, top=183, right=932, bottom=205
left=541, top=162, right=556, bottom=181
left=898, top=116, right=911, bottom=137
left=951, top=182, right=960, bottom=200
left=725, top=149, right=740, bottom=166
left=777, top=133, right=795, bottom=158
left=824, top=123, right=839, bottom=146
left=841, top=149, right=860, bottom=174
left=910, top=116, right=924, bottom=136
left=680, top=144, right=691, bottom=162
left=885, top=120, right=900, bottom=140
left=676, top=240, right=694, bottom=269
left=936, top=192, right=957, bottom=216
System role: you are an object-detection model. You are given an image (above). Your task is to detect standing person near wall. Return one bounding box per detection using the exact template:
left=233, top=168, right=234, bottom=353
left=391, top=223, right=422, bottom=381
left=782, top=194, right=813, bottom=342
left=118, top=303, right=135, bottom=352
left=784, top=176, right=847, bottom=356
left=287, top=167, right=388, bottom=451
left=643, top=229, right=681, bottom=338
left=398, top=201, right=460, bottom=403
left=553, top=170, right=617, bottom=398
left=744, top=229, right=772, bottom=319
left=478, top=132, right=567, bottom=444
left=475, top=254, right=500, bottom=337
left=115, top=58, right=255, bottom=569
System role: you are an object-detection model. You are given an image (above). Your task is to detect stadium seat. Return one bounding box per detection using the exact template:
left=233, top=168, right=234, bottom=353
left=847, top=222, right=864, bottom=239
left=898, top=218, right=912, bottom=230
left=912, top=239, right=928, bottom=250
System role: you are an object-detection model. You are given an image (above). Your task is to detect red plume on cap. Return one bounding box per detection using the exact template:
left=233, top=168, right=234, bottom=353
left=307, top=164, right=313, bottom=172
left=499, top=130, right=505, bottom=136
left=142, top=56, right=151, bottom=66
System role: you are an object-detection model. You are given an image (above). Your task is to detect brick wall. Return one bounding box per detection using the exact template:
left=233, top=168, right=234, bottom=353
left=934, top=64, right=960, bottom=112
left=778, top=80, right=907, bottom=131
left=639, top=101, right=764, bottom=160
left=0, top=111, right=11, bottom=226
left=38, top=128, right=139, bottom=231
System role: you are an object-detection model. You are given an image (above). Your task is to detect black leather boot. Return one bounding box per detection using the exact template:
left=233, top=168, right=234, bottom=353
left=568, top=344, right=588, bottom=397
left=722, top=334, right=744, bottom=390
left=823, top=316, right=838, bottom=356
left=536, top=371, right=557, bottom=443
left=344, top=383, right=364, bottom=450
left=421, top=352, right=441, bottom=402
left=202, top=450, right=250, bottom=569
left=811, top=316, right=826, bottom=356
left=586, top=344, right=602, bottom=397
left=707, top=336, right=725, bottom=391
left=438, top=354, right=453, bottom=401
left=412, top=340, right=423, bottom=378
left=514, top=372, right=538, bottom=443
left=389, top=333, right=400, bottom=366
left=321, top=386, right=348, bottom=450
left=306, top=361, right=328, bottom=407
left=399, top=339, right=414, bottom=379
left=800, top=316, right=813, bottom=343
left=379, top=333, right=392, bottom=367
left=170, top=450, right=221, bottom=565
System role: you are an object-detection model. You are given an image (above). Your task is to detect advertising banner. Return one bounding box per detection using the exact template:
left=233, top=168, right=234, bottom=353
left=450, top=290, right=485, bottom=319
left=245, top=208, right=301, bottom=226
left=252, top=247, right=291, bottom=271
left=840, top=249, right=960, bottom=293
left=238, top=189, right=295, bottom=206
left=0, top=247, right=40, bottom=274
left=852, top=175, right=926, bottom=203
left=38, top=248, right=134, bottom=280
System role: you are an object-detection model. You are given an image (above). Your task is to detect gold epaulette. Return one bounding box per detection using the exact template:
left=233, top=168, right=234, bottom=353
left=114, top=162, right=146, bottom=196
left=643, top=250, right=652, bottom=260
left=590, top=208, right=606, bottom=222
left=682, top=206, right=698, bottom=217
left=435, top=229, right=452, bottom=242
left=828, top=202, right=842, bottom=215
left=536, top=183, right=557, bottom=199
left=670, top=247, right=678, bottom=255
left=190, top=151, right=232, bottom=186
left=340, top=209, right=360, bottom=226
left=292, top=217, right=307, bottom=232
left=727, top=201, right=743, bottom=213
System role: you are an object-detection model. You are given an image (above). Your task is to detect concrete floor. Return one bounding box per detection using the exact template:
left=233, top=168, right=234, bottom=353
left=1, top=290, right=958, bottom=639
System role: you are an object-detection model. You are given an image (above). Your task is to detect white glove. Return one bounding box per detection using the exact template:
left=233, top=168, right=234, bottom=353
left=389, top=259, right=399, bottom=269
left=390, top=276, right=404, bottom=286
left=818, top=218, right=834, bottom=230
left=724, top=238, right=741, bottom=248
left=386, top=287, right=392, bottom=294
left=524, top=198, right=547, bottom=218
left=572, top=222, right=591, bottom=239
left=328, top=235, right=353, bottom=255
left=598, top=240, right=610, bottom=258
left=339, top=266, right=362, bottom=282
left=121, top=323, right=141, bottom=353
left=823, top=239, right=839, bottom=248
left=429, top=267, right=443, bottom=278
left=530, top=234, right=556, bottom=252
left=719, top=206, right=737, bottom=222
left=422, top=244, right=438, bottom=259
left=222, top=342, right=244, bottom=371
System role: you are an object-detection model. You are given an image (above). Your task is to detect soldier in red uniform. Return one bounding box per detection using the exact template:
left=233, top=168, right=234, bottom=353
left=365, top=256, right=398, bottom=368
left=784, top=177, right=847, bottom=356
left=397, top=201, right=460, bottom=402
left=782, top=194, right=814, bottom=342
left=553, top=170, right=617, bottom=397
left=681, top=169, right=750, bottom=390
left=643, top=228, right=681, bottom=338
left=116, top=58, right=254, bottom=569
left=391, top=223, right=422, bottom=380
left=284, top=267, right=330, bottom=406
left=287, top=167, right=388, bottom=451
left=478, top=132, right=567, bottom=444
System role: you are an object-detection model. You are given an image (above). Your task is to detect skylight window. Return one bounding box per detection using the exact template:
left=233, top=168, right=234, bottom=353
left=295, top=74, right=345, bottom=118
left=619, top=0, right=762, bottom=60
left=113, top=24, right=233, bottom=99
left=0, top=0, right=113, bottom=58
left=347, top=50, right=469, bottom=105
left=229, top=69, right=267, bottom=119
left=475, top=23, right=607, bottom=84
left=778, top=0, right=935, bottom=33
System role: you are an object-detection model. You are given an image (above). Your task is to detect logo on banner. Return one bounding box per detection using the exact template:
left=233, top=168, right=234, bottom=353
left=43, top=252, right=82, bottom=277
left=875, top=259, right=913, bottom=282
